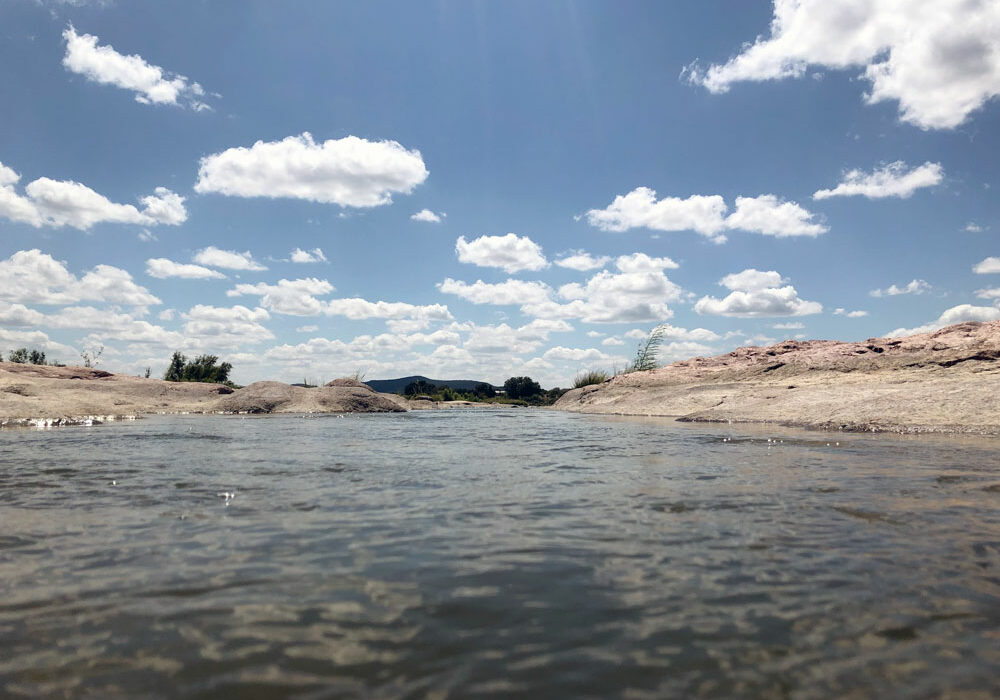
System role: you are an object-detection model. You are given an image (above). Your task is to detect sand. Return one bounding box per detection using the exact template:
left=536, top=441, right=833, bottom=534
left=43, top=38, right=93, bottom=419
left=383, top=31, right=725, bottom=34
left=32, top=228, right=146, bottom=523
left=553, top=321, right=1000, bottom=436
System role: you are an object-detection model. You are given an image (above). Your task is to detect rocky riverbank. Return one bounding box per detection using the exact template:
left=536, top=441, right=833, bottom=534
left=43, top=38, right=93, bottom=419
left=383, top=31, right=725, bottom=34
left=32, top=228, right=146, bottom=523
left=0, top=366, right=406, bottom=427
left=553, top=321, right=1000, bottom=435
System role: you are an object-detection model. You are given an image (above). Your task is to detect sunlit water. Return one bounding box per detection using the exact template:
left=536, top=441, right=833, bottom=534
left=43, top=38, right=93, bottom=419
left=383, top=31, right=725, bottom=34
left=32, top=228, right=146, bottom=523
left=1, top=409, right=998, bottom=698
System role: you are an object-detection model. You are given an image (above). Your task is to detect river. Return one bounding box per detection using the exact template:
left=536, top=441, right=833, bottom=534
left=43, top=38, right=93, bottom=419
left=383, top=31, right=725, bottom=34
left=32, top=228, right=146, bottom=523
left=1, top=409, right=998, bottom=698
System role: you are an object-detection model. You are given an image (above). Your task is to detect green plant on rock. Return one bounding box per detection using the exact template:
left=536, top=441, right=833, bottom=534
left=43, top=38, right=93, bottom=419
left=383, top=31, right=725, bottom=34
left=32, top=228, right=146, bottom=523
left=629, top=324, right=667, bottom=373
left=574, top=369, right=609, bottom=388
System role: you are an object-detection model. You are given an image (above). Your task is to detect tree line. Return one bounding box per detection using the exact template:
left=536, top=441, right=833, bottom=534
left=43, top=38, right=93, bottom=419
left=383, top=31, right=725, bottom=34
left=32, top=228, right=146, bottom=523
left=401, top=376, right=566, bottom=405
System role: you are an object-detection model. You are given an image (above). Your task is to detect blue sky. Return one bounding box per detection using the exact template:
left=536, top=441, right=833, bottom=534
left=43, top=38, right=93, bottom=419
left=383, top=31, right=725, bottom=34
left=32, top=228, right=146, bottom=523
left=1, top=0, right=998, bottom=386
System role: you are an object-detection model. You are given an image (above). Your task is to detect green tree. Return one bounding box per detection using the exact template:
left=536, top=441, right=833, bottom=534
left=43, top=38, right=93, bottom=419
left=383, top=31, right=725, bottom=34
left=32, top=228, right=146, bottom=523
left=164, top=351, right=186, bottom=382
left=28, top=349, right=46, bottom=365
left=7, top=348, right=28, bottom=364
left=473, top=382, right=496, bottom=399
left=504, top=376, right=541, bottom=400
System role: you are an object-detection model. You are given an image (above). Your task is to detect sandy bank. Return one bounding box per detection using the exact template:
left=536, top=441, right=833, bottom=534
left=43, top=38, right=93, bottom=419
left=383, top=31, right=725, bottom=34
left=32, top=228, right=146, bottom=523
left=553, top=321, right=1000, bottom=436
left=0, top=367, right=405, bottom=426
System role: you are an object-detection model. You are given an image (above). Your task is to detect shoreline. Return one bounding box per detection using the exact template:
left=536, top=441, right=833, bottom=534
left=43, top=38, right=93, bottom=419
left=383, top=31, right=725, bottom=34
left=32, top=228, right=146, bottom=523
left=553, top=320, right=1000, bottom=437
left=4, top=320, right=1000, bottom=436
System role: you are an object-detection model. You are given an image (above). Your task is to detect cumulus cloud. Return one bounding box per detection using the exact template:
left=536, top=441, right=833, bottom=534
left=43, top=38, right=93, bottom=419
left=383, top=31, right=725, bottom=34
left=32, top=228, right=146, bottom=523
left=965, top=222, right=984, bottom=233
left=685, top=0, right=1000, bottom=129
left=585, top=187, right=728, bottom=239
left=437, top=278, right=552, bottom=306
left=524, top=254, right=684, bottom=324
left=554, top=251, right=612, bottom=271
left=694, top=268, right=822, bottom=317
left=585, top=187, right=824, bottom=241
left=227, top=278, right=334, bottom=316
left=724, top=195, right=827, bottom=236
left=146, top=258, right=226, bottom=280
left=455, top=233, right=548, bottom=273
left=869, top=279, right=932, bottom=297
left=0, top=161, right=185, bottom=230
left=888, top=304, right=1000, bottom=337
left=411, top=209, right=444, bottom=223
left=813, top=162, right=943, bottom=199
left=602, top=337, right=625, bottom=346
left=324, top=298, right=453, bottom=323
left=296, top=324, right=319, bottom=333
left=62, top=25, right=212, bottom=110
left=193, top=246, right=267, bottom=271
left=973, top=257, right=1000, bottom=274
left=194, top=133, right=428, bottom=208
left=289, top=247, right=327, bottom=264
left=182, top=305, right=274, bottom=347
left=0, top=249, right=159, bottom=309
left=833, top=308, right=869, bottom=317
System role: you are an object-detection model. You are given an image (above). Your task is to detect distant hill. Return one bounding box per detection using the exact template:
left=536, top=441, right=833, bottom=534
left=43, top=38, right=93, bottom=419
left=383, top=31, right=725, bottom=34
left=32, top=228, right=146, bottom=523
left=364, top=375, right=497, bottom=394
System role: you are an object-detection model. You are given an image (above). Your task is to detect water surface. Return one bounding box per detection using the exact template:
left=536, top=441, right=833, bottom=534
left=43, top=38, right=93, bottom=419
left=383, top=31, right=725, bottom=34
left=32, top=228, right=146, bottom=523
left=1, top=410, right=998, bottom=698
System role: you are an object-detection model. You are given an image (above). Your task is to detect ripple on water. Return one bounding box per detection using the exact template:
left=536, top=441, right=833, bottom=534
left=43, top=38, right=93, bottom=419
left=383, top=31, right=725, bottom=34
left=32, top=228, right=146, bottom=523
left=0, top=412, right=998, bottom=698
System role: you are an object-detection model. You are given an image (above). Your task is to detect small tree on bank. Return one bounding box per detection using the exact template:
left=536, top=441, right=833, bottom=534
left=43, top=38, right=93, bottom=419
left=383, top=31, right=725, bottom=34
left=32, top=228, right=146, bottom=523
left=503, top=376, right=542, bottom=400
left=629, top=324, right=667, bottom=373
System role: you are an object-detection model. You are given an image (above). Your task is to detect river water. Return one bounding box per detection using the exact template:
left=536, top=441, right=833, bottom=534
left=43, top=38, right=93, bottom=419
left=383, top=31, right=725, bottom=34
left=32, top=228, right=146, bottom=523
left=1, top=409, right=998, bottom=698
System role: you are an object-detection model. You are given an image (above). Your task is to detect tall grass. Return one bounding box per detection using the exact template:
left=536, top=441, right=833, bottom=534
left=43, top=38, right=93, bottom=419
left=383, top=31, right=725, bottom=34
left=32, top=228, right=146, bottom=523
left=574, top=369, right=610, bottom=388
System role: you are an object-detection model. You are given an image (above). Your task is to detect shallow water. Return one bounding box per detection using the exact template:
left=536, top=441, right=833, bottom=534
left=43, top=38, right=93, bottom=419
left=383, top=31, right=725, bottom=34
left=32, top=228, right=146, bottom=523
left=1, top=409, right=998, bottom=698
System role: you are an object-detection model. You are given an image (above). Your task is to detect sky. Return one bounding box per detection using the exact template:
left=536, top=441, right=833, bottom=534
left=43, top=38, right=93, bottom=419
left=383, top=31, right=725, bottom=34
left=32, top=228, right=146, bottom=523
left=1, top=0, right=999, bottom=387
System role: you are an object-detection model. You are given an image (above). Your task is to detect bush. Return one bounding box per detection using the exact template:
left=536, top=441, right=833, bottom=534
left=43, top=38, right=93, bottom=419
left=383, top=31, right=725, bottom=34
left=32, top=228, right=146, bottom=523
left=573, top=370, right=609, bottom=388
left=7, top=348, right=47, bottom=365
left=472, top=382, right=496, bottom=399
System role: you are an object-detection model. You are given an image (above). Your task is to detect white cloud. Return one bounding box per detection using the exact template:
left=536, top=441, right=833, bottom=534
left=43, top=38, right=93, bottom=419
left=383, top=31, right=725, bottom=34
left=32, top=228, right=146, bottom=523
left=813, top=162, right=943, bottom=199
left=0, top=249, right=159, bottom=309
left=585, top=187, right=728, bottom=239
left=0, top=329, right=77, bottom=360
left=62, top=25, right=212, bottom=110
left=833, top=308, right=869, bottom=317
left=613, top=252, right=679, bottom=272
left=290, top=247, right=327, bottom=264
left=543, top=346, right=620, bottom=364
left=657, top=323, right=722, bottom=342
left=585, top=187, right=824, bottom=241
left=324, top=298, right=453, bottom=322
left=869, top=279, right=932, bottom=297
left=0, top=161, right=185, bottom=230
left=973, top=257, right=1000, bottom=274
left=158, top=309, right=176, bottom=321
left=296, top=324, right=319, bottom=333
left=194, top=133, right=428, bottom=207
left=724, top=195, right=827, bottom=236
left=193, top=246, right=267, bottom=271
left=455, top=233, right=548, bottom=273
left=0, top=301, right=45, bottom=327
left=965, top=222, right=984, bottom=233
left=586, top=330, right=605, bottom=338
left=146, top=258, right=226, bottom=280
left=888, top=304, right=1000, bottom=337
left=772, top=322, right=804, bottom=330
left=524, top=257, right=684, bottom=324
left=227, top=278, right=334, bottom=316
left=437, top=278, right=552, bottom=306
left=602, top=337, right=625, bottom=346
left=685, top=0, right=1000, bottom=129
left=182, top=305, right=274, bottom=347
left=411, top=209, right=443, bottom=223
left=695, top=268, right=822, bottom=317
left=554, top=251, right=612, bottom=271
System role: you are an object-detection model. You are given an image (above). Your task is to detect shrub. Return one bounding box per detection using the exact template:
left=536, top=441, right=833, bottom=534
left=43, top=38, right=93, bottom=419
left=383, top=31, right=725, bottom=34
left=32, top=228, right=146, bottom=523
left=629, top=325, right=667, bottom=372
left=7, top=348, right=47, bottom=365
left=574, top=370, right=609, bottom=388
